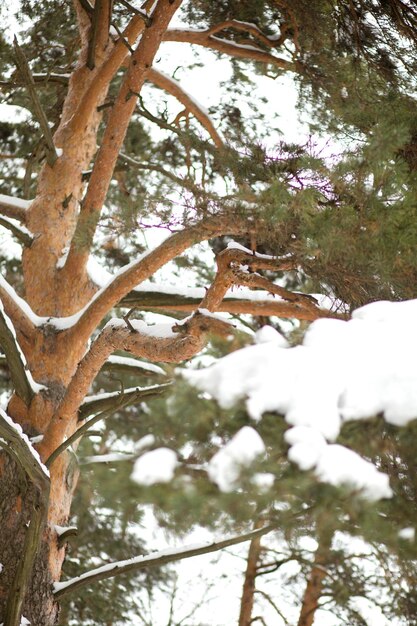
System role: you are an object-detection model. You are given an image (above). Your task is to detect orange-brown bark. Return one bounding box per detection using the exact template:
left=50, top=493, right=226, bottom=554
left=297, top=530, right=333, bottom=626
left=163, top=28, right=296, bottom=69
left=238, top=520, right=264, bottom=626
left=62, top=0, right=183, bottom=288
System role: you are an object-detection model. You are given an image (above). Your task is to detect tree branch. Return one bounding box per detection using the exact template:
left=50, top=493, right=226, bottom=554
left=163, top=29, right=295, bottom=70
left=147, top=68, right=224, bottom=148
left=78, top=381, right=172, bottom=420
left=13, top=37, right=59, bottom=167
left=0, top=300, right=35, bottom=405
left=0, top=193, right=30, bottom=223
left=38, top=311, right=229, bottom=461
left=0, top=274, right=38, bottom=339
left=205, top=20, right=282, bottom=48
left=54, top=524, right=277, bottom=599
left=119, top=289, right=344, bottom=321
left=87, top=0, right=112, bottom=70
left=67, top=13, right=145, bottom=136
left=67, top=214, right=249, bottom=343
left=62, top=0, right=183, bottom=285
left=0, top=216, right=33, bottom=247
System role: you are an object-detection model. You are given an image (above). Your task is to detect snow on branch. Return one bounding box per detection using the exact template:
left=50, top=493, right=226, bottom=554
left=0, top=408, right=49, bottom=485
left=45, top=388, right=152, bottom=468
left=163, top=28, right=295, bottom=70
left=78, top=382, right=172, bottom=420
left=120, top=284, right=344, bottom=321
left=0, top=215, right=33, bottom=247
left=0, top=301, right=37, bottom=405
left=67, top=214, right=249, bottom=342
left=0, top=194, right=30, bottom=223
left=147, top=68, right=224, bottom=147
left=54, top=523, right=276, bottom=598
left=39, top=311, right=232, bottom=462
left=100, top=354, right=166, bottom=377
left=0, top=274, right=41, bottom=338
left=185, top=298, right=417, bottom=500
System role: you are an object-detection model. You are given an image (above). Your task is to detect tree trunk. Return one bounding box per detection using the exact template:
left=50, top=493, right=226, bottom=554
left=238, top=520, right=264, bottom=626
left=297, top=527, right=333, bottom=626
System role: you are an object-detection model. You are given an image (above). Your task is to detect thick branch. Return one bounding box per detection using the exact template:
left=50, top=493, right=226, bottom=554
left=297, top=527, right=333, bottom=626
left=54, top=524, right=276, bottom=598
left=148, top=68, right=223, bottom=148
left=87, top=0, right=111, bottom=70
left=119, top=289, right=344, bottom=321
left=68, top=215, right=248, bottom=343
left=0, top=300, right=34, bottom=405
left=38, top=311, right=228, bottom=461
left=238, top=520, right=265, bottom=626
left=163, top=29, right=295, bottom=70
left=62, top=0, right=183, bottom=283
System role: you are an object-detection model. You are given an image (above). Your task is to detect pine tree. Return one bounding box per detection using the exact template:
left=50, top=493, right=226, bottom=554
left=0, top=1, right=416, bottom=625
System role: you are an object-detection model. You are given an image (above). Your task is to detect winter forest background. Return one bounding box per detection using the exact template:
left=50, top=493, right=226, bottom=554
left=0, top=1, right=417, bottom=625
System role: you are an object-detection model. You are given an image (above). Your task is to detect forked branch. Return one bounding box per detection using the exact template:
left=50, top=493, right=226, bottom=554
left=38, top=311, right=229, bottom=462
left=62, top=0, right=183, bottom=282
left=68, top=214, right=248, bottom=343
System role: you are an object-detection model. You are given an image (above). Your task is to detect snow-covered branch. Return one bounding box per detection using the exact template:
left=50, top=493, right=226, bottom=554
left=0, top=409, right=49, bottom=487
left=46, top=384, right=166, bottom=469
left=54, top=523, right=276, bottom=599
left=0, top=216, right=33, bottom=247
left=148, top=68, right=224, bottom=147
left=0, top=194, right=30, bottom=223
left=100, top=354, right=166, bottom=377
left=0, top=301, right=35, bottom=406
left=68, top=215, right=248, bottom=343
left=185, top=298, right=417, bottom=500
left=0, top=274, right=39, bottom=339
left=163, top=29, right=295, bottom=70
left=120, top=285, right=343, bottom=321
left=38, top=310, right=230, bottom=462
left=78, top=382, right=172, bottom=420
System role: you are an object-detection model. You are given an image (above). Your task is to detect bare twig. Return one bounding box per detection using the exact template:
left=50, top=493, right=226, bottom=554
left=13, top=37, right=59, bottom=167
